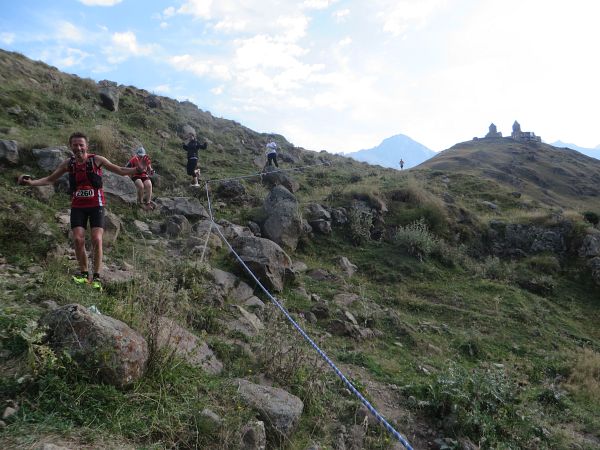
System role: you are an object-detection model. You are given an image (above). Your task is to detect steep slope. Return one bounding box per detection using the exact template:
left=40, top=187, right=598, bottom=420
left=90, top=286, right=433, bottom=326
left=416, top=138, right=600, bottom=210
left=347, top=134, right=436, bottom=169
left=1, top=49, right=599, bottom=450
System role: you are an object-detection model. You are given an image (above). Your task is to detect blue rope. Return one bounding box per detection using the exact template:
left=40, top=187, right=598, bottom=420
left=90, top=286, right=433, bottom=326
left=203, top=182, right=414, bottom=450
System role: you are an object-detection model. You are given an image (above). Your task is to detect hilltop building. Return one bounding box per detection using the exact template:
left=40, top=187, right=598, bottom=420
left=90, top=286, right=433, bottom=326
left=478, top=121, right=541, bottom=142
left=485, top=123, right=502, bottom=138
left=511, top=121, right=541, bottom=142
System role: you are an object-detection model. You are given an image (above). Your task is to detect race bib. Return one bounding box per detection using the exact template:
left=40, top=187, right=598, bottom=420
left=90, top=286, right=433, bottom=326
left=75, top=189, right=94, bottom=198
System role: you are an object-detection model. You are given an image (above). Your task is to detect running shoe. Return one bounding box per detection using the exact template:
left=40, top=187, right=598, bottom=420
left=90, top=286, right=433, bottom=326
left=91, top=275, right=103, bottom=291
left=72, top=272, right=89, bottom=284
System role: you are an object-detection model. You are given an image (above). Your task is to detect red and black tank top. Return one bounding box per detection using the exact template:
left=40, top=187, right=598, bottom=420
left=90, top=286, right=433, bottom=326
left=70, top=154, right=105, bottom=208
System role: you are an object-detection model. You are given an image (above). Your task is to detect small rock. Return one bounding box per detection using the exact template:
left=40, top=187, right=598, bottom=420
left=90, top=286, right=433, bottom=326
left=2, top=405, right=18, bottom=420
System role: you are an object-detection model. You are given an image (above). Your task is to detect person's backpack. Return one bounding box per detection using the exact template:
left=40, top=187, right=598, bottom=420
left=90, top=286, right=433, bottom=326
left=68, top=155, right=103, bottom=194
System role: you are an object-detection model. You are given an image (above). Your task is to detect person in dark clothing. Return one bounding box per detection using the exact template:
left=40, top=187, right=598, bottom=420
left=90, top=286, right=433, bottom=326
left=182, top=135, right=207, bottom=186
left=399, top=158, right=404, bottom=170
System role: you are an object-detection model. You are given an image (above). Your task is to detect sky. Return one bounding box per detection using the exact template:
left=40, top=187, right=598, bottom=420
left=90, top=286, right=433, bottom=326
left=1, top=0, right=599, bottom=153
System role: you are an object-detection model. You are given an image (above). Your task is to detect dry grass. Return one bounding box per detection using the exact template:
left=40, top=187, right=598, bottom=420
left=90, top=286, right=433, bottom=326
left=89, top=125, right=124, bottom=163
left=565, top=347, right=600, bottom=403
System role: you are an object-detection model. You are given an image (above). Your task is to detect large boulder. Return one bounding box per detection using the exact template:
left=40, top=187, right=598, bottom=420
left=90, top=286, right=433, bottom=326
left=231, top=236, right=293, bottom=292
left=235, top=379, right=303, bottom=438
left=98, top=80, right=120, bottom=111
left=261, top=166, right=300, bottom=193
left=262, top=186, right=302, bottom=250
left=41, top=304, right=148, bottom=387
left=155, top=317, right=222, bottom=375
left=155, top=197, right=209, bottom=221
left=102, top=171, right=137, bottom=204
left=32, top=146, right=71, bottom=172
left=216, top=180, right=246, bottom=199
left=0, top=140, right=19, bottom=164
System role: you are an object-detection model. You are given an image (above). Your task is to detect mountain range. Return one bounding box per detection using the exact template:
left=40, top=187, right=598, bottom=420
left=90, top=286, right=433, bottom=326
left=551, top=140, right=600, bottom=159
left=346, top=134, right=436, bottom=169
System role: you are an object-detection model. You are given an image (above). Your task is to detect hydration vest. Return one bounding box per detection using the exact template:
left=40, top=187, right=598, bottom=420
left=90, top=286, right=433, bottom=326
left=69, top=155, right=102, bottom=194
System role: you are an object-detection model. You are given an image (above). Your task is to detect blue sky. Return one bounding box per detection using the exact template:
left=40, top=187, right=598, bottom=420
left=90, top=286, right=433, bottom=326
left=1, top=0, right=599, bottom=153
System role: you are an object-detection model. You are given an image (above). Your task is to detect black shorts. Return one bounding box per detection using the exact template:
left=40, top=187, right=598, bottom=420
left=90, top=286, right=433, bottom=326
left=131, top=175, right=150, bottom=183
left=70, top=207, right=105, bottom=229
left=187, top=158, right=198, bottom=176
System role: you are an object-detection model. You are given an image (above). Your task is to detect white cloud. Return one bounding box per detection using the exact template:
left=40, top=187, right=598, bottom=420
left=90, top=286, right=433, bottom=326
left=56, top=48, right=89, bottom=67
left=103, top=31, right=156, bottom=64
left=153, top=84, right=171, bottom=93
left=163, top=6, right=176, bottom=18
left=0, top=32, right=15, bottom=45
left=211, top=85, right=224, bottom=95
left=177, top=0, right=213, bottom=19
left=168, top=54, right=232, bottom=80
left=332, top=8, right=349, bottom=22
left=56, top=21, right=85, bottom=43
left=160, top=22, right=169, bottom=29
left=214, top=18, right=247, bottom=33
left=302, top=0, right=338, bottom=10
left=375, top=0, right=448, bottom=37
left=78, top=0, right=123, bottom=6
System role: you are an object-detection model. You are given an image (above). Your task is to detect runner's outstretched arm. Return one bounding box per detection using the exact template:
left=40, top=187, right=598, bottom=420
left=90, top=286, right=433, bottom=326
left=95, top=155, right=141, bottom=176
left=18, top=161, right=69, bottom=186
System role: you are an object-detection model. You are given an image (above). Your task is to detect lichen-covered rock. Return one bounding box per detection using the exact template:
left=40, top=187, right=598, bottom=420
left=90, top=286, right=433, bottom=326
left=0, top=140, right=19, bottom=164
left=262, top=185, right=302, bottom=250
left=155, top=197, right=209, bottom=221
left=155, top=317, right=222, bottom=375
left=235, top=379, right=303, bottom=438
left=41, top=304, right=148, bottom=387
left=231, top=236, right=293, bottom=292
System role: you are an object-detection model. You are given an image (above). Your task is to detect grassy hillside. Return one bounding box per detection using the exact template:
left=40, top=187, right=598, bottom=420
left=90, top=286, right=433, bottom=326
left=1, top=49, right=599, bottom=450
left=417, top=138, right=600, bottom=210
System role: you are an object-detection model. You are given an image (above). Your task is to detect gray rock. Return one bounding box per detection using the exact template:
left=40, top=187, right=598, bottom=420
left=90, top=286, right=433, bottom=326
left=102, top=171, right=137, bottom=204
left=247, top=221, right=261, bottom=236
left=240, top=420, right=267, bottom=450
left=217, top=180, right=246, bottom=198
left=236, top=379, right=304, bottom=438
left=262, top=185, right=303, bottom=250
left=32, top=146, right=71, bottom=172
left=98, top=80, right=120, bottom=111
left=2, top=406, right=17, bottom=420
left=218, top=219, right=254, bottom=240
left=103, top=210, right=121, bottom=248
left=304, top=203, right=331, bottom=222
left=261, top=166, right=300, bottom=193
left=0, top=139, right=19, bottom=164
left=41, top=304, right=148, bottom=387
left=164, top=214, right=191, bottom=237
left=232, top=236, right=293, bottom=292
left=336, top=256, right=357, bottom=277
left=156, top=318, right=223, bottom=375
left=330, top=208, right=348, bottom=226
left=155, top=197, right=209, bottom=221
left=579, top=233, right=600, bottom=258
left=31, top=185, right=55, bottom=202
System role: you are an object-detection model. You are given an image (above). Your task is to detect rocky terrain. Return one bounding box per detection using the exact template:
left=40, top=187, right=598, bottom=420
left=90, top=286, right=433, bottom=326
left=0, top=49, right=599, bottom=450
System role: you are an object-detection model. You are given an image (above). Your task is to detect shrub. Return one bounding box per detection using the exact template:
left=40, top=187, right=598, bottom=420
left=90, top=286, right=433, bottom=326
left=583, top=211, right=599, bottom=226
left=348, top=207, right=372, bottom=245
left=409, top=364, right=535, bottom=446
left=395, top=218, right=439, bottom=261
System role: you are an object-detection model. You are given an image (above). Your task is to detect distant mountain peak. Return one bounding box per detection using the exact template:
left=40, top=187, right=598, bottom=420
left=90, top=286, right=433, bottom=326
left=347, top=134, right=436, bottom=169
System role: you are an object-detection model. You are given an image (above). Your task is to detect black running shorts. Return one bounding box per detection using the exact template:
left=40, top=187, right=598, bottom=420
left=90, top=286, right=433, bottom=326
left=187, top=157, right=198, bottom=176
left=70, top=207, right=105, bottom=229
